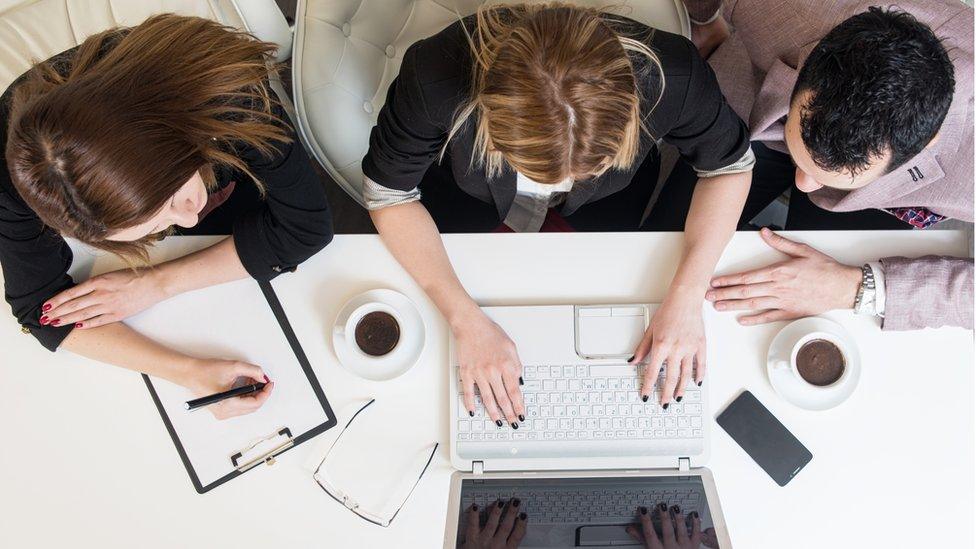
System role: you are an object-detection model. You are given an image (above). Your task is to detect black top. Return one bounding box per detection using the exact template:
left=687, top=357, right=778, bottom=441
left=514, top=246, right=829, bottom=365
left=362, top=15, right=751, bottom=220
left=0, top=47, right=334, bottom=351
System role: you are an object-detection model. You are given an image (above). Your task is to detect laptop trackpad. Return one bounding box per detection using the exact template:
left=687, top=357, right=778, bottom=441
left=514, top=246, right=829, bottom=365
left=577, top=524, right=641, bottom=546
left=576, top=305, right=650, bottom=359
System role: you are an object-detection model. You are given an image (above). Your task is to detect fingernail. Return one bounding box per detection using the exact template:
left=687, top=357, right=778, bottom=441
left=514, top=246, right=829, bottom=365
left=518, top=414, right=525, bottom=422
left=642, top=395, right=649, bottom=402
left=705, top=292, right=714, bottom=300
left=263, top=375, right=270, bottom=383
left=671, top=505, right=681, bottom=514
left=658, top=503, right=668, bottom=512
left=75, top=322, right=83, bottom=328
left=716, top=303, right=726, bottom=311
left=640, top=506, right=648, bottom=515
left=469, top=410, right=475, bottom=417
left=519, top=376, right=524, bottom=386
left=627, top=355, right=635, bottom=363
left=697, top=381, right=703, bottom=387
left=40, top=316, right=49, bottom=325
left=691, top=511, right=699, bottom=519
left=662, top=403, right=669, bottom=410
left=42, top=303, right=52, bottom=312
left=511, top=422, right=519, bottom=429
left=676, top=396, right=683, bottom=402
left=472, top=504, right=478, bottom=511
left=498, top=500, right=505, bottom=509
left=495, top=420, right=503, bottom=427
left=513, top=498, right=521, bottom=507
left=519, top=512, right=527, bottom=520
left=51, top=319, right=61, bottom=326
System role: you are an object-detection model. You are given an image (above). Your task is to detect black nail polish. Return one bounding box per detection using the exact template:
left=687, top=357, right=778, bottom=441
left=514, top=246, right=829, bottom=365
left=697, top=381, right=703, bottom=387
left=662, top=403, right=669, bottom=410
left=495, top=420, right=503, bottom=427
left=519, top=376, right=524, bottom=386
left=676, top=396, right=683, bottom=403
left=472, top=504, right=478, bottom=511
left=469, top=410, right=474, bottom=417
left=642, top=395, right=649, bottom=402
left=518, top=414, right=525, bottom=422
left=513, top=498, right=521, bottom=507
left=691, top=511, right=699, bottom=519
left=511, top=422, right=519, bottom=429
left=658, top=503, right=668, bottom=512
left=670, top=505, right=681, bottom=514
left=519, top=512, right=527, bottom=520
left=498, top=500, right=505, bottom=509
left=640, top=506, right=648, bottom=515
left=627, top=355, right=635, bottom=362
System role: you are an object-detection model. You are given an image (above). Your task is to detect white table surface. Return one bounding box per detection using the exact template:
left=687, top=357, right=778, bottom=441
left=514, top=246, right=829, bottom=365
left=1, top=231, right=972, bottom=549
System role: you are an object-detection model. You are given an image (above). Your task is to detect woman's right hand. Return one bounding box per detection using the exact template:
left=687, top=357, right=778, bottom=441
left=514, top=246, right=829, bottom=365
left=181, top=358, right=274, bottom=420
left=626, top=504, right=703, bottom=549
left=453, top=310, right=525, bottom=428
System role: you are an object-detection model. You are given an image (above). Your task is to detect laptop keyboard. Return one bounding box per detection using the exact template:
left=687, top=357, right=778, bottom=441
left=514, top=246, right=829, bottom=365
left=461, top=484, right=704, bottom=524
left=456, top=364, right=703, bottom=442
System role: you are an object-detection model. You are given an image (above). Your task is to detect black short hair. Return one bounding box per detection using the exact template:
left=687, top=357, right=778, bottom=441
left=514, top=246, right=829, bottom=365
left=792, top=7, right=955, bottom=176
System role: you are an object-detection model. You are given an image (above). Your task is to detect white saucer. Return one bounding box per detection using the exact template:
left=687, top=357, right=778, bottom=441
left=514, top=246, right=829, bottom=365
left=766, top=317, right=861, bottom=411
left=332, top=289, right=426, bottom=382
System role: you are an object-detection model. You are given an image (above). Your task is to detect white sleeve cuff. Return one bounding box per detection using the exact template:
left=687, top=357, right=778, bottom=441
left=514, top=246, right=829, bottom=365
left=868, top=261, right=886, bottom=318
left=690, top=9, right=723, bottom=26
left=694, top=146, right=756, bottom=178
left=363, top=176, right=422, bottom=210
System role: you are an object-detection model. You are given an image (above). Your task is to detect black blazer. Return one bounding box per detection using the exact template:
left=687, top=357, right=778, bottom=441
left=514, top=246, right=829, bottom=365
left=0, top=46, right=334, bottom=351
left=363, top=15, right=751, bottom=220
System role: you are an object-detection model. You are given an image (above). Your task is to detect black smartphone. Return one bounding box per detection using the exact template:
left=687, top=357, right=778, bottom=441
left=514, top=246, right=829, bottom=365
left=716, top=390, right=812, bottom=487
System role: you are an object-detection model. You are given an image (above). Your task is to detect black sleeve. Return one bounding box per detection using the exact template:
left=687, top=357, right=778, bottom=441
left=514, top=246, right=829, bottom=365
left=231, top=103, right=334, bottom=281
left=361, top=42, right=450, bottom=191
left=658, top=37, right=751, bottom=172
left=0, top=89, right=78, bottom=351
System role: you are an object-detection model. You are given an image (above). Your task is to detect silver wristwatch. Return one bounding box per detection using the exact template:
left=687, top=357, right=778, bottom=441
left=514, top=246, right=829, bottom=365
left=852, top=264, right=877, bottom=316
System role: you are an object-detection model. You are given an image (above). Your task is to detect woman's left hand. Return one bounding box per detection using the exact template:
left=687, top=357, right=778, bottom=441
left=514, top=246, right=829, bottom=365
left=42, top=268, right=170, bottom=329
left=630, top=289, right=706, bottom=406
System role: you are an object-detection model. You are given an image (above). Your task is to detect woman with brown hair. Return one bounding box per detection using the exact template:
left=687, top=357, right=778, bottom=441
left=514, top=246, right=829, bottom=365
left=363, top=3, right=754, bottom=427
left=1, top=15, right=333, bottom=418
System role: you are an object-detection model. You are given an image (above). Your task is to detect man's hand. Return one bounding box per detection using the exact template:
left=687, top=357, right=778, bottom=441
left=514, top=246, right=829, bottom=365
left=691, top=16, right=730, bottom=59
left=706, top=228, right=863, bottom=325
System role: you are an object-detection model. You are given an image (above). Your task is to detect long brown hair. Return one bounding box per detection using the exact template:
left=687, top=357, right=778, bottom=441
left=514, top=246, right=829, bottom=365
left=5, top=14, right=289, bottom=259
left=444, top=3, right=664, bottom=184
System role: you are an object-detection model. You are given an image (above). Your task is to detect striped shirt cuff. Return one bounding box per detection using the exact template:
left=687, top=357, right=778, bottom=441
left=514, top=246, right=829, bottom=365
left=363, top=176, right=422, bottom=210
left=694, top=146, right=756, bottom=178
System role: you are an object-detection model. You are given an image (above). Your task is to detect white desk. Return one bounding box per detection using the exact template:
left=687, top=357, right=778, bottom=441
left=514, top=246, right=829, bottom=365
left=0, top=231, right=972, bottom=548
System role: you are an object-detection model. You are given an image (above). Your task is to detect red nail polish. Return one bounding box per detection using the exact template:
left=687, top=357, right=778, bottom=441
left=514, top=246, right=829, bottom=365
left=51, top=319, right=61, bottom=326
left=42, top=304, right=52, bottom=312
left=40, top=316, right=49, bottom=325
left=263, top=375, right=270, bottom=383
left=75, top=323, right=83, bottom=328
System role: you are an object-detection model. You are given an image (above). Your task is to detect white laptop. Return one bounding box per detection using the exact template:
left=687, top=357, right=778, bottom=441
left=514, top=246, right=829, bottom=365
left=444, top=304, right=732, bottom=548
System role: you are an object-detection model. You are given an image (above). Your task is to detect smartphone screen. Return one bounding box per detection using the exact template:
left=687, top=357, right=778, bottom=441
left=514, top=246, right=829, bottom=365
left=716, top=391, right=813, bottom=487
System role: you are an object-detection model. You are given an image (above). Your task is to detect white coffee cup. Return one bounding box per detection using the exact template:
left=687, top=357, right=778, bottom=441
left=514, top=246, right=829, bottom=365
left=334, top=301, right=402, bottom=360
left=772, top=331, right=851, bottom=389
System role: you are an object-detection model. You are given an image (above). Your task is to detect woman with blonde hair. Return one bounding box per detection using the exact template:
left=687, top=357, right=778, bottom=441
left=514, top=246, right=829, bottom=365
left=364, top=3, right=754, bottom=427
left=1, top=15, right=333, bottom=418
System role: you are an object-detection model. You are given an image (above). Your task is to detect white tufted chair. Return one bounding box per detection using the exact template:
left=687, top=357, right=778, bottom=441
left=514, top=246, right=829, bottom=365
left=293, top=0, right=691, bottom=206
left=0, top=0, right=292, bottom=105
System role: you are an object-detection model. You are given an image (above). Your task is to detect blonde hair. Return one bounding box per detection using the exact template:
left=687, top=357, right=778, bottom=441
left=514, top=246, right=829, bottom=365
left=443, top=2, right=664, bottom=184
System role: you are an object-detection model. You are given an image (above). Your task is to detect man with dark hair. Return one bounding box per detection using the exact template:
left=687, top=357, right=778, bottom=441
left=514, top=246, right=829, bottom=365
left=653, top=0, right=972, bottom=330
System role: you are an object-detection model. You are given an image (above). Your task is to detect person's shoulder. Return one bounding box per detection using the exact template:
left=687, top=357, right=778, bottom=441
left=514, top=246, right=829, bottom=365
left=402, top=17, right=473, bottom=88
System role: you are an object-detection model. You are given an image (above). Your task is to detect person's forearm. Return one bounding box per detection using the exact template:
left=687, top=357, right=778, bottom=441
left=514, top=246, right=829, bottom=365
left=153, top=237, right=249, bottom=298
left=61, top=323, right=196, bottom=386
left=370, top=202, right=481, bottom=327
left=671, top=172, right=751, bottom=297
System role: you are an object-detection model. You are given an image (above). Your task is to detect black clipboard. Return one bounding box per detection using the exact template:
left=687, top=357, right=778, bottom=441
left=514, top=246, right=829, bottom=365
left=143, top=279, right=336, bottom=494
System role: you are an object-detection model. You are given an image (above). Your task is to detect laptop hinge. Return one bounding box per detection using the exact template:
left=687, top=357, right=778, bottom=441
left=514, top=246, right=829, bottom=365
left=473, top=461, right=485, bottom=475
left=678, top=457, right=691, bottom=472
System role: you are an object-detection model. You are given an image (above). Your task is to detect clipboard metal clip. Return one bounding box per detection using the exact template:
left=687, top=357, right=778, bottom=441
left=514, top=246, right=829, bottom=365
left=230, top=427, right=294, bottom=472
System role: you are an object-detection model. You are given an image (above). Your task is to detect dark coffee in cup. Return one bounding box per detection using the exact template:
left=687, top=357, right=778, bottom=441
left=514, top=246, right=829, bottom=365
left=795, top=339, right=845, bottom=386
left=354, top=311, right=400, bottom=357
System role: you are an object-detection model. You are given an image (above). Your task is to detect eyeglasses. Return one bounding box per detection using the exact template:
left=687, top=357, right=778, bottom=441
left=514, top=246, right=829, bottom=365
left=312, top=399, right=439, bottom=527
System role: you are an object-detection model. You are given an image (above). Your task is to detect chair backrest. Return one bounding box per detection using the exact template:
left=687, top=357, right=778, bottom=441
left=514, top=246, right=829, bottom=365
left=292, top=0, right=690, bottom=205
left=0, top=0, right=291, bottom=93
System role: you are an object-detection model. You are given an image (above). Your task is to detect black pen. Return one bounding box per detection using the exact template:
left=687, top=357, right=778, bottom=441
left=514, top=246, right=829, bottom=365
left=185, top=382, right=267, bottom=412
